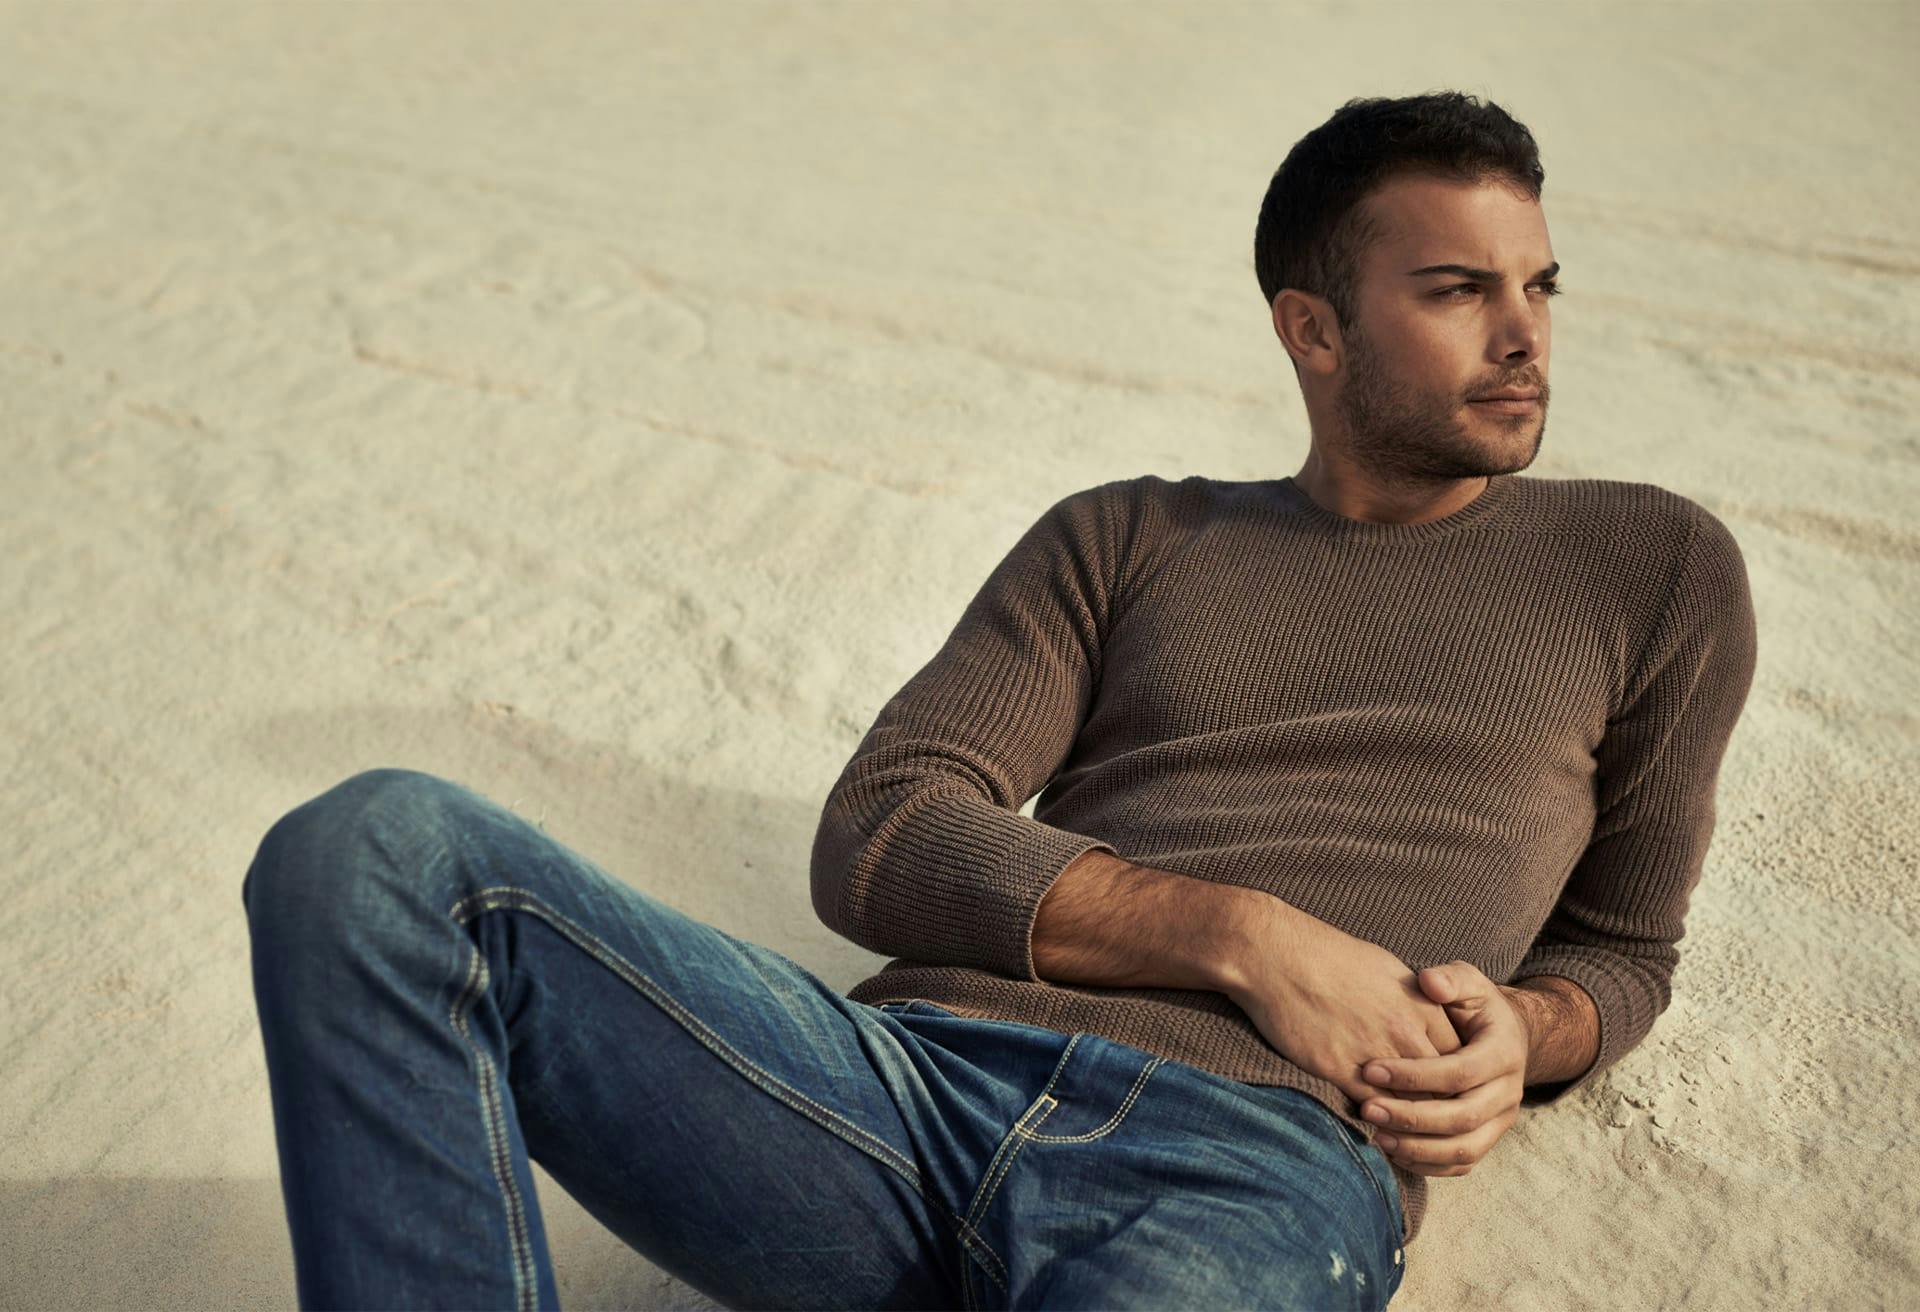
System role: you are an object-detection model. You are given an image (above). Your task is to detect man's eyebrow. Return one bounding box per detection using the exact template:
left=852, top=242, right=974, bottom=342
left=1406, top=261, right=1560, bottom=282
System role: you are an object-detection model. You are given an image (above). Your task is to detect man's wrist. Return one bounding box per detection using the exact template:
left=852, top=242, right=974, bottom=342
left=1206, top=883, right=1303, bottom=1002
left=1503, top=976, right=1601, bottom=1088
left=1500, top=984, right=1546, bottom=1078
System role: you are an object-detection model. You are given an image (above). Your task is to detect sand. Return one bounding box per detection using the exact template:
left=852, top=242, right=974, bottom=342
left=2, top=3, right=1915, bottom=1308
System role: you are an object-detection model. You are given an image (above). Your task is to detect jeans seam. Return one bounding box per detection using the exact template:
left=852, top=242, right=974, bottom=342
left=959, top=1092, right=1057, bottom=1303
left=957, top=1030, right=1084, bottom=1298
left=449, top=936, right=540, bottom=1312
left=1304, top=1096, right=1404, bottom=1246
left=448, top=886, right=990, bottom=1293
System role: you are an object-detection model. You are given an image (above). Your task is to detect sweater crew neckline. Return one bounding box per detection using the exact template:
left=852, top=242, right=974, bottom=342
left=1272, top=472, right=1516, bottom=541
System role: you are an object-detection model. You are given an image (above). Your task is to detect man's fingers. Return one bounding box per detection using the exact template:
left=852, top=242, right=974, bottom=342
left=1375, top=1127, right=1481, bottom=1177
left=1364, top=1090, right=1477, bottom=1137
left=1365, top=1049, right=1483, bottom=1096
left=1372, top=1099, right=1512, bottom=1177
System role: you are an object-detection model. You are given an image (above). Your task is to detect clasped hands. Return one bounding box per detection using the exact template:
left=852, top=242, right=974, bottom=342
left=1225, top=911, right=1538, bottom=1180
left=1355, top=962, right=1532, bottom=1178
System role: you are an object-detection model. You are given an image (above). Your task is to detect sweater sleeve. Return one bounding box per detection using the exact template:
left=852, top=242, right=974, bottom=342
left=809, top=480, right=1132, bottom=982
left=1512, top=505, right=1759, bottom=1107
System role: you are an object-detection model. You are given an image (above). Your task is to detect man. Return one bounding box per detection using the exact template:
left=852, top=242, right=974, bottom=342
left=244, top=91, right=1756, bottom=1311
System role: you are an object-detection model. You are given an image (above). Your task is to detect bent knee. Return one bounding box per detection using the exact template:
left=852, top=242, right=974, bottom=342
left=241, top=767, right=466, bottom=915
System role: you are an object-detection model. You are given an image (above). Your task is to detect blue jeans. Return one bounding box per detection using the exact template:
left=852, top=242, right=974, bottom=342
left=243, top=768, right=1406, bottom=1310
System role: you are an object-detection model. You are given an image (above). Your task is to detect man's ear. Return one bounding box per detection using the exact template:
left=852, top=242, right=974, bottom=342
left=1272, top=288, right=1341, bottom=380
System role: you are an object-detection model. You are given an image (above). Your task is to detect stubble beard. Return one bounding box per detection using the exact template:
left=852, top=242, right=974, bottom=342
left=1334, top=327, right=1544, bottom=487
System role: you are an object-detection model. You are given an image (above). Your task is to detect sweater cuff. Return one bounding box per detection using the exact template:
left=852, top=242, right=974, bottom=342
left=846, top=790, right=1118, bottom=982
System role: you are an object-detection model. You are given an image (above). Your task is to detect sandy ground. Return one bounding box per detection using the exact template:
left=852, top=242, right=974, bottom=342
left=2, top=3, right=1915, bottom=1308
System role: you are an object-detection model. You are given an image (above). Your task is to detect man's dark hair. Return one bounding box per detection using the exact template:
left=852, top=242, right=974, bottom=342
left=1253, top=91, right=1546, bottom=354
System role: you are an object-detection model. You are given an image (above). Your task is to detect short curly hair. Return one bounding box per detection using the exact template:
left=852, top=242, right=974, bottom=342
left=1254, top=92, right=1546, bottom=347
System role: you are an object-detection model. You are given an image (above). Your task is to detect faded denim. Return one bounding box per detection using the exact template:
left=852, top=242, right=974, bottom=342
left=243, top=768, right=1405, bottom=1310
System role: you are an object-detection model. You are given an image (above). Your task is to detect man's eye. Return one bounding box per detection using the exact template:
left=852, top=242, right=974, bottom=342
left=1436, top=282, right=1562, bottom=298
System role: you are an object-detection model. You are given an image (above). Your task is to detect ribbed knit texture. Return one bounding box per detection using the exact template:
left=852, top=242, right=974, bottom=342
left=810, top=470, right=1758, bottom=1249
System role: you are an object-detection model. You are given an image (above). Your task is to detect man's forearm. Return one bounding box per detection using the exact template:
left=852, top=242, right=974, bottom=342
left=1031, top=848, right=1273, bottom=993
left=1033, top=853, right=1603, bottom=1093
left=1503, top=975, right=1601, bottom=1088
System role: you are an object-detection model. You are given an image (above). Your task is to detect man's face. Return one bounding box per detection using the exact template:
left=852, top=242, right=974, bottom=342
left=1331, top=174, right=1554, bottom=483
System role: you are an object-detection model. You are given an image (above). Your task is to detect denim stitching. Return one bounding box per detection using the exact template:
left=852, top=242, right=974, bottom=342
left=958, top=1031, right=1084, bottom=1296
left=965, top=1034, right=1079, bottom=1229
left=971, top=1094, right=1059, bottom=1238
left=1303, top=1096, right=1402, bottom=1243
left=960, top=1091, right=1056, bottom=1306
left=449, top=887, right=992, bottom=1291
left=452, top=888, right=923, bottom=1179
left=1019, top=1057, right=1163, bottom=1142
left=947, top=1213, right=1010, bottom=1302
left=448, top=941, right=539, bottom=1311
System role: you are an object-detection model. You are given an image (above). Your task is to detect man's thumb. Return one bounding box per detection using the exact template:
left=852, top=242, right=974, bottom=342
left=1418, top=964, right=1458, bottom=1002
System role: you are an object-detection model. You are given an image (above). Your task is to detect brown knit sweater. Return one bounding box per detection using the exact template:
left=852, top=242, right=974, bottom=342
left=809, top=470, right=1758, bottom=1248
